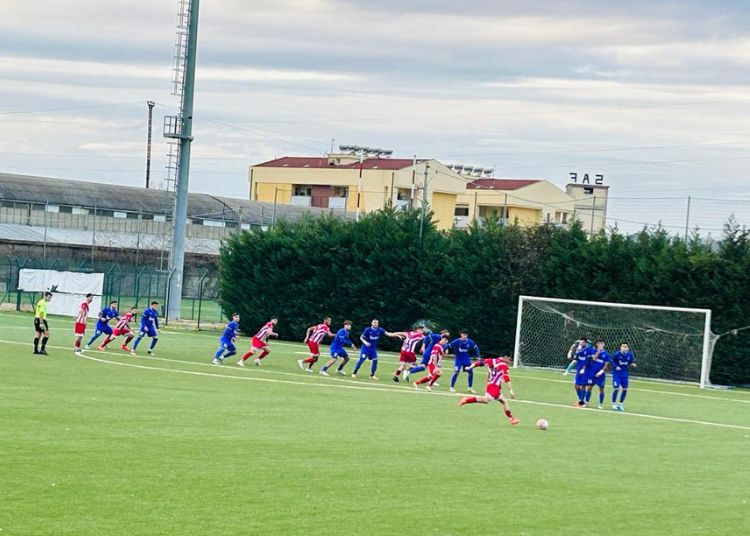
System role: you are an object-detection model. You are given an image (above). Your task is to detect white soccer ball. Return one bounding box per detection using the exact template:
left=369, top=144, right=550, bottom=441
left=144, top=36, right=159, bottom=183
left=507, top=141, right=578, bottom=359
left=536, top=418, right=549, bottom=430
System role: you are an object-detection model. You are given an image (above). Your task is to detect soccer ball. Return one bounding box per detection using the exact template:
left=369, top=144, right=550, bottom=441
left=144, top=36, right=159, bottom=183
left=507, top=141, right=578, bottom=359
left=536, top=418, right=549, bottom=430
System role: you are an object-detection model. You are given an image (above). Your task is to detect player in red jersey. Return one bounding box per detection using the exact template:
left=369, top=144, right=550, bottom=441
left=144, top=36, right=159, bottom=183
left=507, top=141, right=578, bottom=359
left=100, top=306, right=138, bottom=351
left=459, top=356, right=519, bottom=425
left=413, top=333, right=449, bottom=390
left=73, top=293, right=94, bottom=353
left=238, top=317, right=279, bottom=366
left=298, top=317, right=333, bottom=372
left=392, top=326, right=425, bottom=382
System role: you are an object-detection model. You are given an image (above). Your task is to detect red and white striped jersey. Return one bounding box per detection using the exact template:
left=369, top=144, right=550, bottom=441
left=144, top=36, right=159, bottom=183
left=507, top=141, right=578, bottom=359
left=115, top=312, right=134, bottom=331
left=76, top=301, right=90, bottom=324
left=429, top=344, right=445, bottom=367
left=309, top=323, right=331, bottom=343
left=401, top=331, right=422, bottom=352
left=485, top=358, right=511, bottom=386
left=254, top=321, right=275, bottom=342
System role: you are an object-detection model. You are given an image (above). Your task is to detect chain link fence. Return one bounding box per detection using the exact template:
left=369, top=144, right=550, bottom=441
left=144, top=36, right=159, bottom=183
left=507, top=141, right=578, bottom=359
left=0, top=256, right=223, bottom=328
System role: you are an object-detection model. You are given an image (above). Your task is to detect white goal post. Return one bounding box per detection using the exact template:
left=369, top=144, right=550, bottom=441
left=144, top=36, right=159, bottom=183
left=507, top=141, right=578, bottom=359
left=513, top=296, right=715, bottom=389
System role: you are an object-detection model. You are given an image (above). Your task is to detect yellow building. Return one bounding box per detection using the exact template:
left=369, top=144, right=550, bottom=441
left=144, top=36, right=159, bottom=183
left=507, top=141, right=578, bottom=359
left=249, top=154, right=467, bottom=230
left=454, top=178, right=577, bottom=229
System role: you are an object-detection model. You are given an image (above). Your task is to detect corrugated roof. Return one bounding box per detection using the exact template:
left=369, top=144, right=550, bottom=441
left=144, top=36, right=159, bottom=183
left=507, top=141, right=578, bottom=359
left=466, top=178, right=541, bottom=191
left=254, top=156, right=416, bottom=171
left=0, top=173, right=351, bottom=224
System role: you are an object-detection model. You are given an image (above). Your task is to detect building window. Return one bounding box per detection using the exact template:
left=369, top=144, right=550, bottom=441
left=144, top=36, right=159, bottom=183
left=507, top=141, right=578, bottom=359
left=331, top=186, right=348, bottom=198
left=293, top=185, right=312, bottom=196
left=114, top=211, right=128, bottom=219
left=454, top=205, right=469, bottom=217
left=396, top=188, right=412, bottom=201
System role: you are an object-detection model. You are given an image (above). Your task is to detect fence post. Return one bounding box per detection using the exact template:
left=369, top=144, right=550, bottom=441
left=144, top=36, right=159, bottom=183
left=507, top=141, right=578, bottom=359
left=196, top=270, right=209, bottom=329
left=164, top=268, right=177, bottom=326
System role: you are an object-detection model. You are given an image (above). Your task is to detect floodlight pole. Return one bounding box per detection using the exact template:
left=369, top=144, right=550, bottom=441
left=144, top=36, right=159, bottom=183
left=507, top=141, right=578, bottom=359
left=167, top=0, right=200, bottom=321
left=145, top=101, right=155, bottom=189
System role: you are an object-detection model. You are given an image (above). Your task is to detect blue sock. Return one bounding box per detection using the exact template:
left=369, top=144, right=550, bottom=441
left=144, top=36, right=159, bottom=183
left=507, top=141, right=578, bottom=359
left=612, top=389, right=618, bottom=403
left=149, top=337, right=158, bottom=350
left=410, top=365, right=425, bottom=374
left=584, top=390, right=592, bottom=402
left=450, top=371, right=459, bottom=388
left=620, top=390, right=628, bottom=403
left=132, top=335, right=144, bottom=350
left=224, top=350, right=236, bottom=359
left=337, top=359, right=348, bottom=372
left=577, top=389, right=584, bottom=402
left=467, top=369, right=474, bottom=388
left=599, top=391, right=604, bottom=404
left=370, top=360, right=377, bottom=376
left=353, top=357, right=365, bottom=374
left=321, top=364, right=329, bottom=372
left=214, top=347, right=225, bottom=359
left=86, top=333, right=100, bottom=346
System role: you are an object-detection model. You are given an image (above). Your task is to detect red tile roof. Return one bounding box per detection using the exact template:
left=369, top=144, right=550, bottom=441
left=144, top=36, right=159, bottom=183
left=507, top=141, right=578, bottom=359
left=466, top=178, right=541, bottom=191
left=254, top=156, right=416, bottom=171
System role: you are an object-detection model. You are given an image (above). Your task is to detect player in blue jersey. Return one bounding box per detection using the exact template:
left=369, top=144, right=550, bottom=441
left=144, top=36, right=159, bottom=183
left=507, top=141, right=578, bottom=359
left=448, top=330, right=481, bottom=394
left=585, top=340, right=611, bottom=409
left=131, top=301, right=160, bottom=356
left=572, top=337, right=596, bottom=407
left=212, top=313, right=241, bottom=365
left=351, top=319, right=404, bottom=380
left=403, top=329, right=450, bottom=383
left=611, top=342, right=636, bottom=411
left=85, top=301, right=119, bottom=350
left=319, top=321, right=356, bottom=376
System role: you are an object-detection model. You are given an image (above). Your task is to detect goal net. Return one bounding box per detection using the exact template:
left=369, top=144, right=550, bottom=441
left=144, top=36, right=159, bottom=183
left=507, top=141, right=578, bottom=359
left=513, top=296, right=716, bottom=388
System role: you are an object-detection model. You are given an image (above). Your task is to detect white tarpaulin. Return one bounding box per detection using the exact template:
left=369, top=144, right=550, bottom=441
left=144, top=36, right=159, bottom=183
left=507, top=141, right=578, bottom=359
left=18, top=269, right=104, bottom=317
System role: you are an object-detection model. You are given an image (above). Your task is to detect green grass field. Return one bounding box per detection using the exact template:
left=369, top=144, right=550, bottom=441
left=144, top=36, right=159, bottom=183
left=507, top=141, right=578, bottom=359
left=1, top=312, right=749, bottom=535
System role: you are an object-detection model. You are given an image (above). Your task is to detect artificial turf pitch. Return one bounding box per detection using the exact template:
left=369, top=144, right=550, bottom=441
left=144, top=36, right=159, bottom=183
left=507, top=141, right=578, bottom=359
left=1, top=312, right=749, bottom=535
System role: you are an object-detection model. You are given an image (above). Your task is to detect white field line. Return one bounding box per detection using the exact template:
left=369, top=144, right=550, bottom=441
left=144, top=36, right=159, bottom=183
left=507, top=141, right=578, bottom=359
left=2, top=317, right=749, bottom=404
left=2, top=337, right=747, bottom=432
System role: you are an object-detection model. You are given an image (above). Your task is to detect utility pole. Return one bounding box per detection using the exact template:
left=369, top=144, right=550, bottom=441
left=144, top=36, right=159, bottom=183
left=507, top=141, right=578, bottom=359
left=166, top=0, right=200, bottom=321
left=356, top=154, right=363, bottom=221
left=419, top=162, right=429, bottom=242
left=685, top=195, right=692, bottom=241
left=145, top=101, right=155, bottom=189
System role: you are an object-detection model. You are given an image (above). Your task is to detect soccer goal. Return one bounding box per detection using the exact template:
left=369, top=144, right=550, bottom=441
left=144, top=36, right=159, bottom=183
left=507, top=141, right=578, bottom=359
left=513, top=296, right=716, bottom=388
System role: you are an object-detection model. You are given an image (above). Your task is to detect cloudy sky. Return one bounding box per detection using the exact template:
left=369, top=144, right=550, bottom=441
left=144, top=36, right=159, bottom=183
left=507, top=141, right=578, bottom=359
left=1, top=0, right=749, bottom=234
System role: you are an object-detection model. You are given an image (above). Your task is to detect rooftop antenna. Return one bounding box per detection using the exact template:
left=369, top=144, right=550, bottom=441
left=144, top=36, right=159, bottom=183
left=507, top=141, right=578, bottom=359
left=162, top=0, right=201, bottom=321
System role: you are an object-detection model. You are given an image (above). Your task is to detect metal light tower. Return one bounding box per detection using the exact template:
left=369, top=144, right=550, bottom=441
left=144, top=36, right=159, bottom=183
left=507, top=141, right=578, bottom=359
left=163, top=0, right=200, bottom=320
left=145, top=100, right=155, bottom=189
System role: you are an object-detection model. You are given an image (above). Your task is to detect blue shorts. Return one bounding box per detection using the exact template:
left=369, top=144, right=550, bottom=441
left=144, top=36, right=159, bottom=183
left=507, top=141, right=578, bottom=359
left=613, top=372, right=629, bottom=389
left=420, top=353, right=431, bottom=365
left=330, top=348, right=348, bottom=359
left=95, top=324, right=113, bottom=336
left=454, top=355, right=472, bottom=371
left=574, top=371, right=588, bottom=386
left=139, top=325, right=158, bottom=338
left=589, top=373, right=606, bottom=388
left=220, top=340, right=236, bottom=353
left=360, top=347, right=378, bottom=360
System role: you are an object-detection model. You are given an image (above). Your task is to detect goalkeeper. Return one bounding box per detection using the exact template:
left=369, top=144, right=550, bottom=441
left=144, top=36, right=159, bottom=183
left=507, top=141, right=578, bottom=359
left=564, top=338, right=591, bottom=375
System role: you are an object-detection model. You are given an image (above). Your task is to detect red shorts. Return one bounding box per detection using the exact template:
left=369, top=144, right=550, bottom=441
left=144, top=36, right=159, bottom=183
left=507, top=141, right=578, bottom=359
left=252, top=337, right=267, bottom=349
left=485, top=383, right=503, bottom=401
left=399, top=351, right=417, bottom=363
left=428, top=363, right=441, bottom=376
left=307, top=341, right=320, bottom=355
left=74, top=322, right=86, bottom=335
left=114, top=327, right=132, bottom=337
